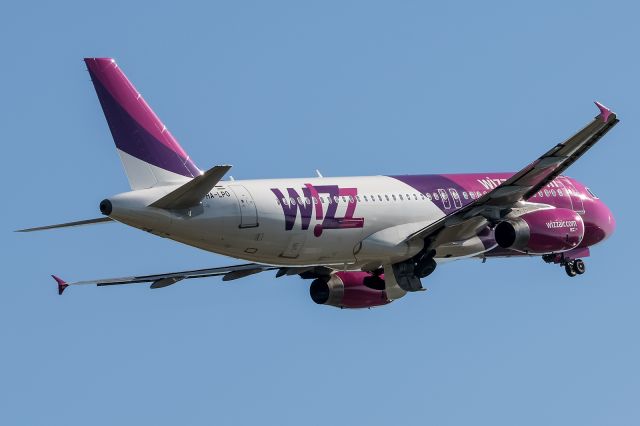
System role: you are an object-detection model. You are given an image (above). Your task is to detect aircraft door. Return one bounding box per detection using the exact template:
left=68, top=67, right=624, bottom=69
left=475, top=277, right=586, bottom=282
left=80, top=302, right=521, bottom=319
left=437, top=189, right=451, bottom=210
left=230, top=185, right=259, bottom=228
left=560, top=179, right=585, bottom=214
left=449, top=188, right=462, bottom=209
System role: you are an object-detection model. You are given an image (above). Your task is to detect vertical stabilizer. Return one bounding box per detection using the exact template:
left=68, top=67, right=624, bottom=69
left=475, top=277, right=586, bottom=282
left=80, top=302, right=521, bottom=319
left=84, top=58, right=201, bottom=190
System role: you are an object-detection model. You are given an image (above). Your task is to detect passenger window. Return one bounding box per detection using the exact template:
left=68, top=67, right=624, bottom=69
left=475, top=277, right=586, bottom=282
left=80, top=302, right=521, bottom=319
left=333, top=196, right=339, bottom=203
left=348, top=196, right=354, bottom=203
left=426, top=193, right=432, bottom=200
left=392, top=195, right=397, bottom=201
left=364, top=195, right=368, bottom=201
left=433, top=193, right=439, bottom=200
left=399, top=195, right=404, bottom=201
left=385, top=195, right=390, bottom=201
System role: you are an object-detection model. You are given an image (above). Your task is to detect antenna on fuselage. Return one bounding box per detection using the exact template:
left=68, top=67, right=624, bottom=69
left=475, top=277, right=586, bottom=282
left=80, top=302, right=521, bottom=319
left=315, top=169, right=323, bottom=178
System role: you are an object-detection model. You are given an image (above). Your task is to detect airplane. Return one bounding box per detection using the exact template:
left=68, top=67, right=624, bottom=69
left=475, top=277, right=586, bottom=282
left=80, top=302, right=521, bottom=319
left=18, top=58, right=618, bottom=309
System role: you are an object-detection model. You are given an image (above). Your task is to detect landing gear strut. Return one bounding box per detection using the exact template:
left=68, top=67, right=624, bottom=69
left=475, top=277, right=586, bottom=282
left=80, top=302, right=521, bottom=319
left=543, top=255, right=586, bottom=277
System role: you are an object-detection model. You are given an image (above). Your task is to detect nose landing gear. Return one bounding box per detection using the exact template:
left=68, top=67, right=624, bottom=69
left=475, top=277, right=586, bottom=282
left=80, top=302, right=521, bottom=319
left=543, top=254, right=586, bottom=277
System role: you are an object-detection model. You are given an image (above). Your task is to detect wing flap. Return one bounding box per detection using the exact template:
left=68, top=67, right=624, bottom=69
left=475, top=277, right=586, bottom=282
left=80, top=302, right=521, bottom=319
left=150, top=277, right=185, bottom=289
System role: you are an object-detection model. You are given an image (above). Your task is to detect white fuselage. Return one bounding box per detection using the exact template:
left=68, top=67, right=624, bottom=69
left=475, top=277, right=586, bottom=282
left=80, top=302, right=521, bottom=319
left=107, top=176, right=447, bottom=269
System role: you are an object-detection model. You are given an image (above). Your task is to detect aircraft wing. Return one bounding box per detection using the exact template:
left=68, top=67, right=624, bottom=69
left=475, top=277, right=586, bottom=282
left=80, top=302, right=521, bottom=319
left=52, top=263, right=278, bottom=295
left=407, top=102, right=619, bottom=245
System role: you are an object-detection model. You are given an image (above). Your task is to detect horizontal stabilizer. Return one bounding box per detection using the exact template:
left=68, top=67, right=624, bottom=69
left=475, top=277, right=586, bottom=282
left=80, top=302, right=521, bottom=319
left=16, top=217, right=113, bottom=232
left=150, top=165, right=232, bottom=210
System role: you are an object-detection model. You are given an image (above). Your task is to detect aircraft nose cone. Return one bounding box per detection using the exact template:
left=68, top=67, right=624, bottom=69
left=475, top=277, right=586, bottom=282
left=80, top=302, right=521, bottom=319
left=602, top=202, right=616, bottom=239
left=582, top=200, right=615, bottom=246
left=595, top=200, right=616, bottom=240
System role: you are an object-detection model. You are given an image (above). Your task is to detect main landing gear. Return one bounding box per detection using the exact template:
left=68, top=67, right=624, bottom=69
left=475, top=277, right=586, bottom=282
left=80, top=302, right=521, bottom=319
left=564, top=258, right=586, bottom=277
left=543, top=254, right=586, bottom=277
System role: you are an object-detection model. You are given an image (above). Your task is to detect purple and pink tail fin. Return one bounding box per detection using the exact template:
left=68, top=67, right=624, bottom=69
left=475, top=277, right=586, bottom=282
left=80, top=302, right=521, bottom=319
left=84, top=58, right=201, bottom=190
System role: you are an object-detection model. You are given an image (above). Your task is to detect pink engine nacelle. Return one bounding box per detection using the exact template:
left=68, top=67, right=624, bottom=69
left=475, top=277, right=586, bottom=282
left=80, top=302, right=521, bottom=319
left=494, top=208, right=585, bottom=254
left=309, top=271, right=390, bottom=309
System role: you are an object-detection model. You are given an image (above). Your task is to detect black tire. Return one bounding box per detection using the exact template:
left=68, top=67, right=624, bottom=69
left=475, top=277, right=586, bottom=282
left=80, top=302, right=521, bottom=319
left=574, top=259, right=586, bottom=275
left=565, top=263, right=577, bottom=277
left=416, top=258, right=437, bottom=278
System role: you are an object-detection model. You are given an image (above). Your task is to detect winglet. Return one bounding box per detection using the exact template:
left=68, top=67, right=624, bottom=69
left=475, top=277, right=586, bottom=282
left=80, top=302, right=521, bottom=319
left=51, top=275, right=68, bottom=295
left=594, top=101, right=613, bottom=122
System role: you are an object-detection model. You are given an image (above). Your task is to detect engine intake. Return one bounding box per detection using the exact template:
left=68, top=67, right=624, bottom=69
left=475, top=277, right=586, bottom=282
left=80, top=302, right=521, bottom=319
left=309, top=272, right=390, bottom=309
left=495, top=208, right=585, bottom=254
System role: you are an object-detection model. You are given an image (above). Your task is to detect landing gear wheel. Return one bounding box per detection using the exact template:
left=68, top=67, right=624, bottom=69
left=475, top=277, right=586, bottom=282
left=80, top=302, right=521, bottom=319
left=565, top=262, right=577, bottom=277
left=415, top=258, right=437, bottom=278
left=574, top=259, right=586, bottom=275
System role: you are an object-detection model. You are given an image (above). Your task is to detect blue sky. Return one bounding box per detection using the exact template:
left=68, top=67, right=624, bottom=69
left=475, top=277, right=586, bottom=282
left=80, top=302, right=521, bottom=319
left=2, top=1, right=639, bottom=424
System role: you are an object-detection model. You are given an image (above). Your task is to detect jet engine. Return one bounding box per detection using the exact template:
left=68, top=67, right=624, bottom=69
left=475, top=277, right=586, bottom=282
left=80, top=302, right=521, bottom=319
left=494, top=208, right=584, bottom=254
left=309, top=271, right=390, bottom=309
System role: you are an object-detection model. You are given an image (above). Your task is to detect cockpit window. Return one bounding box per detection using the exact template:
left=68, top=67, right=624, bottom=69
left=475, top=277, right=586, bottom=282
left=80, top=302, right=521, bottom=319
left=586, top=188, right=598, bottom=199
